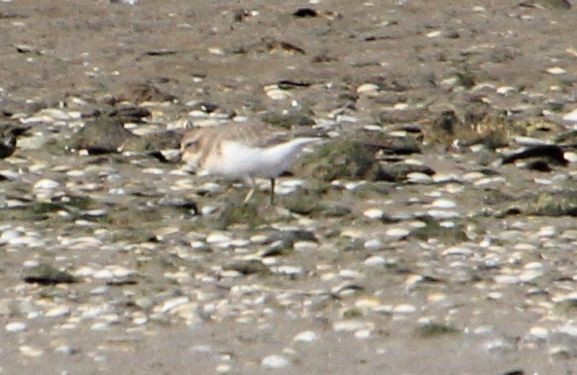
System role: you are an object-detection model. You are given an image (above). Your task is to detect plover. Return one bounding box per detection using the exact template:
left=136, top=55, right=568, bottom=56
left=180, top=122, right=321, bottom=204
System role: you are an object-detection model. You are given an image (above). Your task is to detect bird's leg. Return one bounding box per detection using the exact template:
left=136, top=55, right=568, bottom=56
left=243, top=176, right=256, bottom=204
left=270, top=178, right=275, bottom=205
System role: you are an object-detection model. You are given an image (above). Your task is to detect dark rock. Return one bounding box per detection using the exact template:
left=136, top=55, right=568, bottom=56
left=109, top=106, right=152, bottom=122
left=231, top=37, right=306, bottom=55
left=501, top=145, right=567, bottom=166
left=379, top=163, right=435, bottom=182
left=523, top=159, right=552, bottom=172
left=223, top=259, right=270, bottom=275
left=526, top=191, right=577, bottom=216
left=293, top=8, right=318, bottom=18
left=258, top=229, right=318, bottom=256
left=361, top=132, right=421, bottom=155
left=377, top=109, right=424, bottom=124
left=70, top=117, right=137, bottom=154
left=263, top=37, right=306, bottom=54
left=188, top=101, right=219, bottom=113
left=113, top=82, right=176, bottom=104
left=501, top=371, right=524, bottom=375
left=519, top=0, right=571, bottom=9
left=410, top=220, right=468, bottom=244
left=426, top=109, right=510, bottom=149
left=284, top=193, right=351, bottom=217
left=23, top=264, right=77, bottom=285
left=261, top=110, right=316, bottom=129
left=277, top=80, right=312, bottom=89
left=415, top=322, right=460, bottom=337
left=299, top=139, right=384, bottom=181
left=158, top=197, right=199, bottom=215
left=216, top=201, right=262, bottom=229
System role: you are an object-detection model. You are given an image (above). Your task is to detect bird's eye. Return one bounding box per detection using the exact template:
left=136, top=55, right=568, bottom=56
left=183, top=141, right=198, bottom=150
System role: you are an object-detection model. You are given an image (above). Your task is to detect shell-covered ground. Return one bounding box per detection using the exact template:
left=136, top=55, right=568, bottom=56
left=2, top=0, right=577, bottom=374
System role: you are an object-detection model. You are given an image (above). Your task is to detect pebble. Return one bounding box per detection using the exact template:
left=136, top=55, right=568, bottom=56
left=385, top=228, right=409, bottom=238
left=264, top=86, right=291, bottom=101
left=547, top=67, right=566, bottom=75
left=564, top=151, right=577, bottom=163
left=33, top=179, right=60, bottom=190
left=261, top=354, right=291, bottom=369
left=392, top=304, right=416, bottom=314
left=354, top=329, right=372, bottom=339
left=157, top=297, right=191, bottom=314
left=333, top=320, right=373, bottom=332
left=426, top=30, right=442, bottom=38
left=216, top=364, right=232, bottom=373
left=206, top=232, right=232, bottom=244
left=5, top=322, right=27, bottom=333
left=275, top=265, right=304, bottom=276
left=431, top=199, right=457, bottom=208
left=364, top=256, right=386, bottom=267
left=407, top=172, right=433, bottom=183
left=528, top=327, right=549, bottom=340
left=19, top=346, right=44, bottom=358
left=494, top=275, right=520, bottom=284
left=364, top=239, right=384, bottom=250
left=563, top=108, right=577, bottom=124
left=294, top=241, right=318, bottom=252
left=497, top=86, right=516, bottom=95
left=357, top=83, right=380, bottom=94
left=46, top=306, right=71, bottom=318
left=293, top=330, right=318, bottom=343
left=363, top=208, right=384, bottom=220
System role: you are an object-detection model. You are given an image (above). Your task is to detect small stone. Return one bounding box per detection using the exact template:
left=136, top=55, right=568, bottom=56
left=261, top=354, right=291, bottom=369
left=357, top=83, right=380, bottom=94
left=216, top=364, right=232, bottom=373
left=363, top=208, right=384, bottom=220
left=407, top=172, right=433, bottom=183
left=5, top=322, right=27, bottom=333
left=265, top=87, right=291, bottom=101
left=23, top=264, right=77, bottom=285
left=497, top=86, right=516, bottom=95
left=528, top=327, right=549, bottom=340
left=494, top=275, right=519, bottom=284
left=364, top=256, right=386, bottom=267
left=393, top=304, right=416, bottom=314
left=538, top=226, right=556, bottom=237
left=563, top=108, right=577, bottom=124
left=564, top=151, right=577, bottom=163
left=45, top=306, right=71, bottom=318
left=364, top=239, right=384, bottom=250
left=431, top=199, right=456, bottom=208
left=354, top=329, right=372, bottom=339
left=157, top=296, right=190, bottom=313
left=443, top=246, right=473, bottom=256
left=547, top=66, right=566, bottom=75
left=33, top=179, right=60, bottom=190
left=385, top=228, right=410, bottom=238
left=275, top=265, right=303, bottom=276
left=19, top=346, right=44, bottom=358
left=426, top=30, right=442, bottom=38
left=206, top=232, right=232, bottom=244
left=333, top=320, right=373, bottom=332
left=293, top=330, right=318, bottom=343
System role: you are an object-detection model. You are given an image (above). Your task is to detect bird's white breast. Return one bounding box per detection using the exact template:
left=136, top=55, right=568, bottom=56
left=201, top=138, right=317, bottom=179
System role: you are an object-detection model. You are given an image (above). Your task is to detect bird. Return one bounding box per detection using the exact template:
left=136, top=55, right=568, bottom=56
left=180, top=122, right=321, bottom=204
left=0, top=124, right=28, bottom=159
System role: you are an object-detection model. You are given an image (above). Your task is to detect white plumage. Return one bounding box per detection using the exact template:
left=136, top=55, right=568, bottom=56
left=180, top=123, right=320, bottom=203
